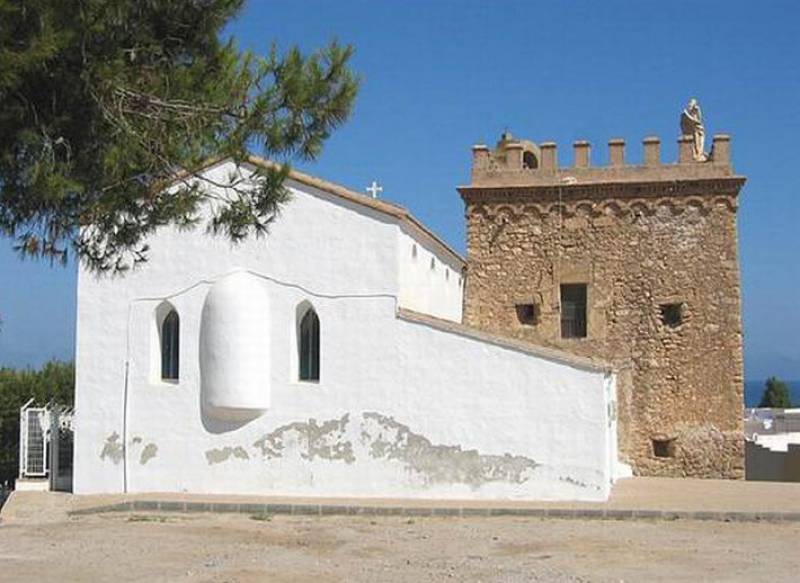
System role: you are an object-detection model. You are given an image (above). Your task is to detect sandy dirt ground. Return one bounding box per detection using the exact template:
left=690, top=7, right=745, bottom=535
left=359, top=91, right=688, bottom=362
left=1, top=511, right=799, bottom=582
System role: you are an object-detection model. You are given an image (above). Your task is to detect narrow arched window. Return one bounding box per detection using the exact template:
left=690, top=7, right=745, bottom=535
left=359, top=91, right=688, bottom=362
left=161, top=309, right=180, bottom=381
left=298, top=307, right=320, bottom=381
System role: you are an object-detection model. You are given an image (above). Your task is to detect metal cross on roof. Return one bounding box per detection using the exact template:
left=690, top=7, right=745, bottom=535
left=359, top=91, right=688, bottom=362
left=366, top=180, right=383, bottom=199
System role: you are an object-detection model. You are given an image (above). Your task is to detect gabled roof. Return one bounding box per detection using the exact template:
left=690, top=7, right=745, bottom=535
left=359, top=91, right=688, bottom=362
left=180, top=155, right=465, bottom=267
left=245, top=156, right=465, bottom=268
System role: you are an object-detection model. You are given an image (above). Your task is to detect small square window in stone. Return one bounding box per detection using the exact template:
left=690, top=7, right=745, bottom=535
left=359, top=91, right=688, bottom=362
left=652, top=438, right=675, bottom=458
left=660, top=303, right=683, bottom=328
left=515, top=303, right=539, bottom=326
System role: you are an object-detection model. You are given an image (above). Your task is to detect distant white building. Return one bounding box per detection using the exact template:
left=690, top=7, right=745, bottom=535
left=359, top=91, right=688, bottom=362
left=74, top=157, right=624, bottom=501
left=745, top=408, right=800, bottom=482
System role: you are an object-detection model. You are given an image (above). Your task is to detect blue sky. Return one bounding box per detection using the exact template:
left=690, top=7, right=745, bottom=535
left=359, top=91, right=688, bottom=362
left=1, top=1, right=799, bottom=381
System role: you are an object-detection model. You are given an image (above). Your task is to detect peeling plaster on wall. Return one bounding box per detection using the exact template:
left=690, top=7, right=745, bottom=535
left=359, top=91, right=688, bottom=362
left=361, top=412, right=539, bottom=488
left=100, top=432, right=124, bottom=464
left=205, top=446, right=250, bottom=465
left=253, top=415, right=355, bottom=464
left=250, top=412, right=541, bottom=490
left=140, top=443, right=158, bottom=465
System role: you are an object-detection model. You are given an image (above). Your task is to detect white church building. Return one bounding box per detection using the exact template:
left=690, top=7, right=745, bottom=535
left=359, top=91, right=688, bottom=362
left=73, top=157, right=624, bottom=501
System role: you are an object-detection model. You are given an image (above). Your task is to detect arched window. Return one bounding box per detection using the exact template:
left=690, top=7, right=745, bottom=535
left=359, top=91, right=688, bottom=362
left=161, top=309, right=180, bottom=381
left=298, top=306, right=320, bottom=381
left=523, top=151, right=538, bottom=169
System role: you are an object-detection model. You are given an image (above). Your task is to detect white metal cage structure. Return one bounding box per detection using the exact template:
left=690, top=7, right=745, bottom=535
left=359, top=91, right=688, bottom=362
left=18, top=400, right=74, bottom=491
left=19, top=400, right=48, bottom=478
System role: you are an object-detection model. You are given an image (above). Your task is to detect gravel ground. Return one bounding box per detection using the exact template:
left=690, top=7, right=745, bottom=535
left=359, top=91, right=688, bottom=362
left=1, top=511, right=799, bottom=582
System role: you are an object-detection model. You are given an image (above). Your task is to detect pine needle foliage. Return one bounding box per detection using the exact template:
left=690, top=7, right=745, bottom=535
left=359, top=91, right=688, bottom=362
left=758, top=376, right=792, bottom=409
left=0, top=0, right=359, bottom=272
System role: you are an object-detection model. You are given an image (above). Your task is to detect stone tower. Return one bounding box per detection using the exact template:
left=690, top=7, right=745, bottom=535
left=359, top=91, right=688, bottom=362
left=459, top=128, right=746, bottom=478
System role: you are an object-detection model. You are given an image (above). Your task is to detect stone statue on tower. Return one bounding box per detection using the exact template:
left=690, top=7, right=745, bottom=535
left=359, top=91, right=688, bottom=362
left=680, top=98, right=707, bottom=161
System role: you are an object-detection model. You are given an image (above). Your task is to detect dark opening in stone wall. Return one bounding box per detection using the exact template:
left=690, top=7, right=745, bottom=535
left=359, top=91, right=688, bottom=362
left=515, top=303, right=539, bottom=326
left=652, top=438, right=676, bottom=458
left=660, top=303, right=684, bottom=328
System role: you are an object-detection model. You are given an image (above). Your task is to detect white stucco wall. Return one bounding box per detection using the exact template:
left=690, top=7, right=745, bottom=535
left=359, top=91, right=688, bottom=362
left=74, top=160, right=617, bottom=501
left=396, top=227, right=463, bottom=322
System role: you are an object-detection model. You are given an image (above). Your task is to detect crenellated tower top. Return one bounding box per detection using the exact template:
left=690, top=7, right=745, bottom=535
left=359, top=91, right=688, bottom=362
left=466, top=132, right=740, bottom=189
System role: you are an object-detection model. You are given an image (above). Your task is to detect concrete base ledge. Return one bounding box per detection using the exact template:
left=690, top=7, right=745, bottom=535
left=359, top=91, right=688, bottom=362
left=68, top=500, right=800, bottom=523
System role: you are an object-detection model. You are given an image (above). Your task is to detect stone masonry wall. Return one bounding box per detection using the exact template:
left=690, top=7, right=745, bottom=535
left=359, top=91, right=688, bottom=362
left=461, top=178, right=745, bottom=478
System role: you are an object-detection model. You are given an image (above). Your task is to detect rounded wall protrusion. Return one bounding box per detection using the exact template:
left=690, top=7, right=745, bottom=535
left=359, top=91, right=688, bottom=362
left=200, top=271, right=270, bottom=421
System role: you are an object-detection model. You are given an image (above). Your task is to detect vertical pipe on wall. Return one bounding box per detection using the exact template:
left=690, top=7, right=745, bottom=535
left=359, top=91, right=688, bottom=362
left=122, top=360, right=129, bottom=494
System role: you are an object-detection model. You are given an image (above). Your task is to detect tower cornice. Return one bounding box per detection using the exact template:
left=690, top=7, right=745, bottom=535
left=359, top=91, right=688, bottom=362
left=458, top=176, right=746, bottom=205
